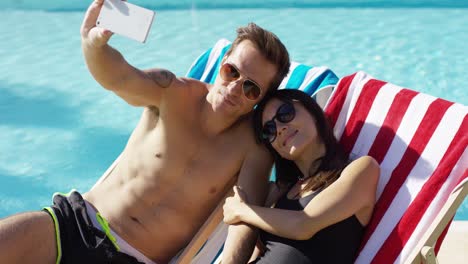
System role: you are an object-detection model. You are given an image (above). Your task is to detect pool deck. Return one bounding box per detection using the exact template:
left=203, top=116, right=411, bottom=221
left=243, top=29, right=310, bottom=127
left=438, top=221, right=468, bottom=263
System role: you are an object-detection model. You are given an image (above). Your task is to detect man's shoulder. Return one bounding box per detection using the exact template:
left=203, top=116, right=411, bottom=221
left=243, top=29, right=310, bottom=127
left=153, top=77, right=208, bottom=107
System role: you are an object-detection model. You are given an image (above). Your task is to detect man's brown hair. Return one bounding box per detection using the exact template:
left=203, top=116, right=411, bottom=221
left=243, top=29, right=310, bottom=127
left=225, top=23, right=290, bottom=94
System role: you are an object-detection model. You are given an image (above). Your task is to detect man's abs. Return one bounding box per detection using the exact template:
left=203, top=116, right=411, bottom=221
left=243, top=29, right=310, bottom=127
left=84, top=147, right=242, bottom=262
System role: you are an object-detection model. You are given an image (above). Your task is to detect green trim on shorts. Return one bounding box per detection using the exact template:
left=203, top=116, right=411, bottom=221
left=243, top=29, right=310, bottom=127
left=45, top=189, right=121, bottom=256
left=43, top=207, right=62, bottom=264
left=43, top=189, right=76, bottom=264
left=96, top=212, right=121, bottom=251
left=51, top=189, right=77, bottom=199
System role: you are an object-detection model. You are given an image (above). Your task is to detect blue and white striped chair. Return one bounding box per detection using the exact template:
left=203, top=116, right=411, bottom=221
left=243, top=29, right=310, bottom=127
left=176, top=39, right=339, bottom=264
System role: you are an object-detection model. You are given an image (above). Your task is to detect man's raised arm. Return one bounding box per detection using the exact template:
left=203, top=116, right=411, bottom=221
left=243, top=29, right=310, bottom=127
left=80, top=0, right=177, bottom=107
left=222, top=142, right=273, bottom=264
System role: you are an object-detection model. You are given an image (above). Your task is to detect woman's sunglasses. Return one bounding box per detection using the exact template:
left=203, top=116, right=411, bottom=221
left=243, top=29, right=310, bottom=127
left=261, top=101, right=296, bottom=143
left=219, top=62, right=263, bottom=100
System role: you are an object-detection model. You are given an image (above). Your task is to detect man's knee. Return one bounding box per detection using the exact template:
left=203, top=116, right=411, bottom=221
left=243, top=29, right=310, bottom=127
left=0, top=211, right=57, bottom=263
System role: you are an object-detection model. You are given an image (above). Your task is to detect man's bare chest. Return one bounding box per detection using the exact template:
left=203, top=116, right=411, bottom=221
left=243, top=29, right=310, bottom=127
left=128, top=117, right=245, bottom=185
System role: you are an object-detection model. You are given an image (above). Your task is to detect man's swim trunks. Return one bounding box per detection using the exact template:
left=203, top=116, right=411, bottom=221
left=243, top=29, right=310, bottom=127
left=43, top=190, right=146, bottom=264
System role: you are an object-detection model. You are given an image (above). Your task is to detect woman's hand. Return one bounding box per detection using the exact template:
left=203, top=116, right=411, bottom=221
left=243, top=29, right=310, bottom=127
left=223, top=186, right=249, bottom=225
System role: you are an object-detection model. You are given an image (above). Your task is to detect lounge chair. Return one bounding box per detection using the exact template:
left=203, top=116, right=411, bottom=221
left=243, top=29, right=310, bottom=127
left=325, top=71, right=467, bottom=264
left=177, top=51, right=468, bottom=263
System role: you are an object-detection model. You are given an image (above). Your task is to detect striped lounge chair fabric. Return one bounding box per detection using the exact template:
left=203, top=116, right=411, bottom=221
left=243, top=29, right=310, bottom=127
left=325, top=71, right=467, bottom=264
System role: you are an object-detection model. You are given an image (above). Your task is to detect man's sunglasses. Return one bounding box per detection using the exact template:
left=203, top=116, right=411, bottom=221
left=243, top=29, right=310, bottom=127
left=261, top=101, right=296, bottom=143
left=219, top=62, right=263, bottom=100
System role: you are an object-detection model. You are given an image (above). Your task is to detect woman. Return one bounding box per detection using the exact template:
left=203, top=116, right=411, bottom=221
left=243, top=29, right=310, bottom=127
left=223, top=89, right=380, bottom=263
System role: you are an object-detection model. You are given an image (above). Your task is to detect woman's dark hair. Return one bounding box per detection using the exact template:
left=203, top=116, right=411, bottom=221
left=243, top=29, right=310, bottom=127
left=253, top=89, right=348, bottom=191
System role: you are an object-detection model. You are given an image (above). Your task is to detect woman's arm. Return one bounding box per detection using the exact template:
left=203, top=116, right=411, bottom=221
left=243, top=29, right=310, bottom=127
left=223, top=156, right=380, bottom=240
left=224, top=189, right=309, bottom=239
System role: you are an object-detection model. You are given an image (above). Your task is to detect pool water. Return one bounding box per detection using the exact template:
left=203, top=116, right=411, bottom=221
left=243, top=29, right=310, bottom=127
left=0, top=1, right=467, bottom=219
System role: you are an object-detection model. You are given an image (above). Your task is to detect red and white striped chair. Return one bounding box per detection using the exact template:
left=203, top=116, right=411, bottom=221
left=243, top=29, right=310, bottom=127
left=326, top=71, right=468, bottom=264
left=178, top=71, right=467, bottom=264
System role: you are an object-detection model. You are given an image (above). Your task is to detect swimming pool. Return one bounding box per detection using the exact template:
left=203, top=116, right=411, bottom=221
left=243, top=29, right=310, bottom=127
left=0, top=0, right=467, bottom=219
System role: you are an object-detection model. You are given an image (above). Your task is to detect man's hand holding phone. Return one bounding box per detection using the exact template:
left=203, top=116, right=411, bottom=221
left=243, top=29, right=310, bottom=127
left=81, top=0, right=155, bottom=45
left=80, top=0, right=113, bottom=48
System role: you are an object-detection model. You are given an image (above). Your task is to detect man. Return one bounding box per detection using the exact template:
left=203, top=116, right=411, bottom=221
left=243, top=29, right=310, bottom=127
left=0, top=0, right=290, bottom=263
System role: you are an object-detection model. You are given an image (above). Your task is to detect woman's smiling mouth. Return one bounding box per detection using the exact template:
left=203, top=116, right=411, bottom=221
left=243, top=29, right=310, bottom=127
left=282, top=130, right=298, bottom=146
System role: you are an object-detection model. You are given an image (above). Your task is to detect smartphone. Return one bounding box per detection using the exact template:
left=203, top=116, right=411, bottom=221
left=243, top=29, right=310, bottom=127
left=96, top=0, right=155, bottom=43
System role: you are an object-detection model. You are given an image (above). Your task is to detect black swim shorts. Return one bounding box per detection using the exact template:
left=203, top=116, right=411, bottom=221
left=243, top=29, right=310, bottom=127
left=43, top=190, right=144, bottom=264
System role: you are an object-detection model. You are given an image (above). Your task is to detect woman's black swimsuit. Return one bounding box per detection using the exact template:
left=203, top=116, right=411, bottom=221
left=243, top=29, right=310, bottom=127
left=251, top=189, right=364, bottom=264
